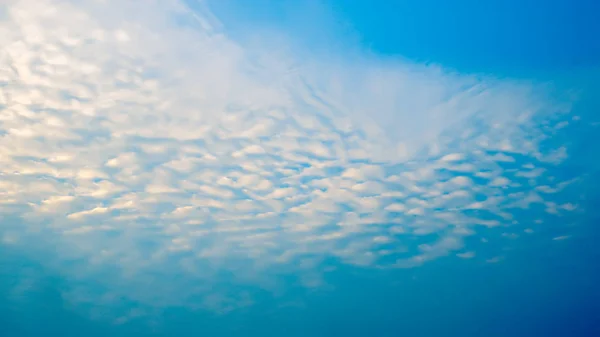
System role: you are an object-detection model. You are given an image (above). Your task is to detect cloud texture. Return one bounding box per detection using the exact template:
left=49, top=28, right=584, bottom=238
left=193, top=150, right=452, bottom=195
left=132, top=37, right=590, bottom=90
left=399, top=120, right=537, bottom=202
left=0, top=0, right=587, bottom=322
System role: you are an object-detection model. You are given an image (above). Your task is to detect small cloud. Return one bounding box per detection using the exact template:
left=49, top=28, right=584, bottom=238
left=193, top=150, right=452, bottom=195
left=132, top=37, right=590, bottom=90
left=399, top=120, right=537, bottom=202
left=2, top=232, right=18, bottom=244
left=373, top=236, right=392, bottom=244
left=456, top=251, right=475, bottom=259
left=439, top=153, right=465, bottom=162
left=67, top=207, right=110, bottom=220
left=486, top=256, right=503, bottom=264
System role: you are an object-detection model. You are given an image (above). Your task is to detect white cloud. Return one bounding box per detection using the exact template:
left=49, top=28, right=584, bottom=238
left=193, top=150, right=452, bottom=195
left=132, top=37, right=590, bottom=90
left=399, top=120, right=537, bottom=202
left=0, top=0, right=585, bottom=320
left=67, top=206, right=109, bottom=220
left=457, top=251, right=475, bottom=259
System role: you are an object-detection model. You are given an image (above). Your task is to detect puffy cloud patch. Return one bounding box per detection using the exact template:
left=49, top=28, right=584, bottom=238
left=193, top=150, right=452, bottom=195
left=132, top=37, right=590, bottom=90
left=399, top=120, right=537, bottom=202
left=0, top=0, right=586, bottom=320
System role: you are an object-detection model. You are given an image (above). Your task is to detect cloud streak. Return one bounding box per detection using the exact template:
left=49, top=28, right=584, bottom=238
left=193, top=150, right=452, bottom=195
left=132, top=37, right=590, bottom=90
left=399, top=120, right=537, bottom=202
left=0, top=0, right=586, bottom=321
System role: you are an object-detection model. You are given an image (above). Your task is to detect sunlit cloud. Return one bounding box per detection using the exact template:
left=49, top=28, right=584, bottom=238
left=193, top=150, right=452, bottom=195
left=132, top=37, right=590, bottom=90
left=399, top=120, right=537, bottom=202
left=0, top=0, right=585, bottom=321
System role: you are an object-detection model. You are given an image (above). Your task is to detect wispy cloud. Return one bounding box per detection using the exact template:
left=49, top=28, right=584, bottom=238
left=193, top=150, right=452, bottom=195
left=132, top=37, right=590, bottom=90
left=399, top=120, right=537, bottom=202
left=0, top=0, right=584, bottom=320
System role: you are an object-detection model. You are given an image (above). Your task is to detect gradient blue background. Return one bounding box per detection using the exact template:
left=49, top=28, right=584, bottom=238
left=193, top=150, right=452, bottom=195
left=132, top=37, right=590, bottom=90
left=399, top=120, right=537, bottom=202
left=209, top=0, right=600, bottom=77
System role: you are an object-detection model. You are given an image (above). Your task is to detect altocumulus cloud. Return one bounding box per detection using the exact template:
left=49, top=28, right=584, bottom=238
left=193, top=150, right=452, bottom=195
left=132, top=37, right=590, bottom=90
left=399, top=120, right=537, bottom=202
left=0, top=0, right=586, bottom=322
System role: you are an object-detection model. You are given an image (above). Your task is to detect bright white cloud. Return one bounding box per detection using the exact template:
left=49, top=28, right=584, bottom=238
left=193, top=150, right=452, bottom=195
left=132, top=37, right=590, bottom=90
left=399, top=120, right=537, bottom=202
left=0, top=0, right=585, bottom=321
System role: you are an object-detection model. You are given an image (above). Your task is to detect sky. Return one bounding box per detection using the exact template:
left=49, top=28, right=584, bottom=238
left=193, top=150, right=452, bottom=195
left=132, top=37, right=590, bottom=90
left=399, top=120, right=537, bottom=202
left=207, top=0, right=600, bottom=76
left=1, top=0, right=599, bottom=336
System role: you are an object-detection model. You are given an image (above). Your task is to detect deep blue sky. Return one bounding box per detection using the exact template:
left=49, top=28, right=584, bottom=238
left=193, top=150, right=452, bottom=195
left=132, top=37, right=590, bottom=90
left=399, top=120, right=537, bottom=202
left=208, top=0, right=600, bottom=76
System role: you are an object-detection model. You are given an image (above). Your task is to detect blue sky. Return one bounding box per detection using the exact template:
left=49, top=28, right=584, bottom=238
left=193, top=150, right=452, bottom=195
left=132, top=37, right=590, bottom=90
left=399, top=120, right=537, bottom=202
left=1, top=0, right=599, bottom=336
left=207, top=0, right=600, bottom=76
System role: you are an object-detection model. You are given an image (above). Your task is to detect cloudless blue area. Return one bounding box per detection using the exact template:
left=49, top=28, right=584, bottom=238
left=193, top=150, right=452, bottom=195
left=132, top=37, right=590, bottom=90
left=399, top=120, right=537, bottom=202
left=329, top=0, right=600, bottom=76
left=209, top=0, right=600, bottom=77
